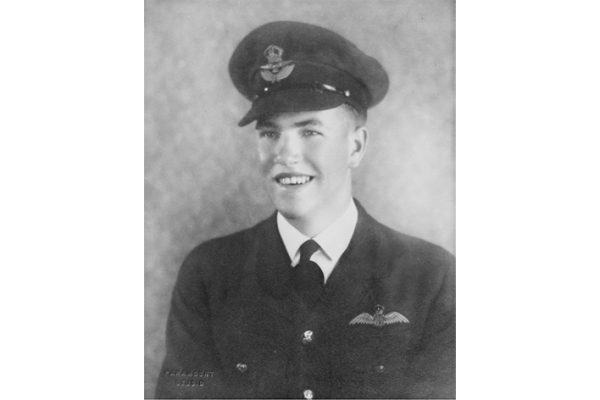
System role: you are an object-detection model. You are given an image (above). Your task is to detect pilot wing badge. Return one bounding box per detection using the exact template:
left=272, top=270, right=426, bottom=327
left=260, top=45, right=295, bottom=83
left=349, top=305, right=409, bottom=327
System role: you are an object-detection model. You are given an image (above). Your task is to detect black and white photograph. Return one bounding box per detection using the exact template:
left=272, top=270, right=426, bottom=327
left=146, top=0, right=455, bottom=398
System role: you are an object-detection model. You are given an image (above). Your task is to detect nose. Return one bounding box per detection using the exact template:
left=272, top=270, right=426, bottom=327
left=274, top=134, right=302, bottom=165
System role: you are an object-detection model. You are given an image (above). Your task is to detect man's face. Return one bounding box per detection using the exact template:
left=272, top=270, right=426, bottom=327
left=256, top=106, right=366, bottom=226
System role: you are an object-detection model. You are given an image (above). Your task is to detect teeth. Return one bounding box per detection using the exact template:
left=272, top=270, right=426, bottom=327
left=278, top=176, right=311, bottom=185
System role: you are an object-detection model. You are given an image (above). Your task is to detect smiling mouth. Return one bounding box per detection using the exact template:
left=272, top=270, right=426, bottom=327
left=275, top=175, right=314, bottom=186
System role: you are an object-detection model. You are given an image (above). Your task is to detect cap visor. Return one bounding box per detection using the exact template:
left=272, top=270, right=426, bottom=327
left=238, top=89, right=346, bottom=127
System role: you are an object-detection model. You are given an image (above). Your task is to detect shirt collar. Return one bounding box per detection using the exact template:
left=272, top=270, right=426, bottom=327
left=277, top=199, right=358, bottom=264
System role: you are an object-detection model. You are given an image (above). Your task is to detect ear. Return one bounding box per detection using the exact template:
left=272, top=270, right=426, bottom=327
left=348, top=126, right=368, bottom=168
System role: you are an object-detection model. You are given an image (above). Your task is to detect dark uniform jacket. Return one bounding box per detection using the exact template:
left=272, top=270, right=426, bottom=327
left=156, top=202, right=455, bottom=399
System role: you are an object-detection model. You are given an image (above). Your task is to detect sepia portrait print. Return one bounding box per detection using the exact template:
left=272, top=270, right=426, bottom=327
left=145, top=0, right=455, bottom=398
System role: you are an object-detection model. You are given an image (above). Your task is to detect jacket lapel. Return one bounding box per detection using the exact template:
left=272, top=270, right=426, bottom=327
left=321, top=201, right=393, bottom=321
left=254, top=213, right=294, bottom=301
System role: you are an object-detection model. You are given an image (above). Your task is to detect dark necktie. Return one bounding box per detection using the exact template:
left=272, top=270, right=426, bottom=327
left=292, top=239, right=325, bottom=306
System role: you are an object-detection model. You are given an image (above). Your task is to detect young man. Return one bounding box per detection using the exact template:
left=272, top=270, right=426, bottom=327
left=156, top=21, right=455, bottom=399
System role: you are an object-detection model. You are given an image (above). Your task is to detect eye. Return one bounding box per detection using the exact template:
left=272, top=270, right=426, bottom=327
left=258, top=131, right=279, bottom=139
left=301, top=130, right=320, bottom=137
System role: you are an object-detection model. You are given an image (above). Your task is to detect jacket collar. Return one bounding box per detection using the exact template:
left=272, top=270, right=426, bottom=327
left=253, top=199, right=397, bottom=307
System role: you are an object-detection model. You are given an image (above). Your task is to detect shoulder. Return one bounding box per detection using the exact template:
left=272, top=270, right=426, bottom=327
left=376, top=218, right=454, bottom=267
left=358, top=204, right=454, bottom=260
left=357, top=206, right=455, bottom=282
left=176, top=215, right=273, bottom=283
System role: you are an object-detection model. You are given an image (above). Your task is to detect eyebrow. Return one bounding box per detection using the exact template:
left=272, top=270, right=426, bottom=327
left=293, top=118, right=323, bottom=128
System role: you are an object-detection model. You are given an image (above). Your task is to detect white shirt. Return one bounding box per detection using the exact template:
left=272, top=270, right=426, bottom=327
left=276, top=200, right=358, bottom=283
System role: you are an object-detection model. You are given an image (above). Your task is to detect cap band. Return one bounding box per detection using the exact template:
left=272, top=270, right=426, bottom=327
left=254, top=63, right=371, bottom=113
left=260, top=82, right=351, bottom=99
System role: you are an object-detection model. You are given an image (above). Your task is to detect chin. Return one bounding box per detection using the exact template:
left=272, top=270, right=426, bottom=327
left=275, top=204, right=306, bottom=221
left=272, top=197, right=312, bottom=221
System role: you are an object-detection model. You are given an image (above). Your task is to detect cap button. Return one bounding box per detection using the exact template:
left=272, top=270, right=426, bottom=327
left=302, top=330, right=314, bottom=345
left=236, top=363, right=248, bottom=373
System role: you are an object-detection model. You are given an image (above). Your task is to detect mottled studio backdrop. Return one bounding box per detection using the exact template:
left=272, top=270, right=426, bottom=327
left=145, top=0, right=455, bottom=397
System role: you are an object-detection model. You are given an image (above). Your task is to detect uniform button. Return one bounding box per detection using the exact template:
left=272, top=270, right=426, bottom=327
left=236, top=363, right=247, bottom=373
left=303, top=389, right=314, bottom=399
left=302, top=330, right=313, bottom=344
left=376, top=365, right=385, bottom=373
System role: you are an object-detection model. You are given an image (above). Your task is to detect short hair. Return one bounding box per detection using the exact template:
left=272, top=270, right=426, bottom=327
left=341, top=103, right=367, bottom=127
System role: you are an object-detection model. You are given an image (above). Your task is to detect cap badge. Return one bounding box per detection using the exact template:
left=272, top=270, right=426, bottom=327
left=260, top=45, right=295, bottom=83
left=349, top=305, right=409, bottom=327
